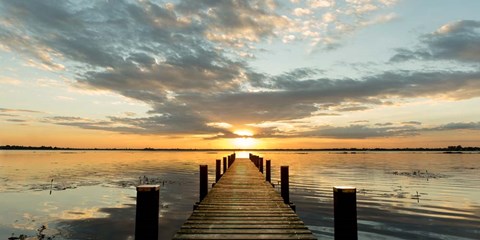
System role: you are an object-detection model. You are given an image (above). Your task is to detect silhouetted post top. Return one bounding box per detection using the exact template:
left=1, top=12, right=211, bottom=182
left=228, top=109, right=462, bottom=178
left=137, top=185, right=160, bottom=191
left=333, top=185, right=357, bottom=240
left=333, top=186, right=356, bottom=193
left=135, top=184, right=160, bottom=240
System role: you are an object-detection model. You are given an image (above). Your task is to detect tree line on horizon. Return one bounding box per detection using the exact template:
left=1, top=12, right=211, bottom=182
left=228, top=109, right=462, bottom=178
left=0, top=145, right=479, bottom=151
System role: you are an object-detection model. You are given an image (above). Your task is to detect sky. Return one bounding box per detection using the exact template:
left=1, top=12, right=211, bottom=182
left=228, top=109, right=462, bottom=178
left=1, top=0, right=480, bottom=149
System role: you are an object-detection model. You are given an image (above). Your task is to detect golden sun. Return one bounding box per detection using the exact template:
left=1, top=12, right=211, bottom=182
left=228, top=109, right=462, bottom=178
left=232, top=130, right=256, bottom=148
left=233, top=137, right=256, bottom=148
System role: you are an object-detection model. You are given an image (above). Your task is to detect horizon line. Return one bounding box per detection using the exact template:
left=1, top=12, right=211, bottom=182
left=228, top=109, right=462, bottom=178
left=1, top=145, right=479, bottom=151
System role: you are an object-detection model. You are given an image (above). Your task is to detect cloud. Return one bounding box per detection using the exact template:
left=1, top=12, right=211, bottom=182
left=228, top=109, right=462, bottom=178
left=207, top=122, right=233, bottom=129
left=0, top=77, right=22, bottom=85
left=293, top=0, right=398, bottom=50
left=55, top=96, right=75, bottom=101
left=250, top=121, right=480, bottom=139
left=391, top=20, right=480, bottom=63
left=0, top=108, right=44, bottom=114
left=293, top=8, right=313, bottom=17
left=375, top=122, right=393, bottom=126
left=28, top=67, right=480, bottom=137
left=176, top=0, right=289, bottom=46
left=433, top=122, right=480, bottom=131
left=303, top=124, right=418, bottom=139
left=179, top=68, right=480, bottom=131
left=0, top=113, right=17, bottom=117
left=43, top=110, right=228, bottom=136
left=308, top=0, right=335, bottom=8
left=322, top=12, right=336, bottom=23
left=5, top=118, right=27, bottom=123
left=402, top=121, right=422, bottom=126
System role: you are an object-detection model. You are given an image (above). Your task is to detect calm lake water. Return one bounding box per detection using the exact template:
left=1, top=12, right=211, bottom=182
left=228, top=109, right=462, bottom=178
left=0, top=151, right=479, bottom=239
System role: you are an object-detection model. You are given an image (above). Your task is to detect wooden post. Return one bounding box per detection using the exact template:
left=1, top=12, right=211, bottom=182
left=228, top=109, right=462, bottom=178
left=216, top=159, right=221, bottom=182
left=223, top=157, right=227, bottom=173
left=135, top=185, right=159, bottom=240
left=281, top=166, right=289, bottom=204
left=227, top=156, right=232, bottom=168
left=259, top=157, right=264, bottom=173
left=200, top=165, right=208, bottom=202
left=334, top=186, right=357, bottom=240
left=266, top=160, right=271, bottom=183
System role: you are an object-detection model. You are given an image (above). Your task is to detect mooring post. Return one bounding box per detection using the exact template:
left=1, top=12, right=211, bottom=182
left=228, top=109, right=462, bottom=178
left=333, top=186, right=357, bottom=240
left=266, top=160, right=271, bottom=183
left=227, top=156, right=232, bottom=168
left=259, top=157, right=264, bottom=173
left=281, top=166, right=289, bottom=204
left=135, top=185, right=160, bottom=240
left=215, top=159, right=221, bottom=182
left=200, top=165, right=208, bottom=202
left=223, top=157, right=227, bottom=173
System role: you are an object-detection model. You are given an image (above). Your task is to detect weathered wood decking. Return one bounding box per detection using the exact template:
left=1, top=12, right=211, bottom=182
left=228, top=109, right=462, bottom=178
left=173, top=158, right=316, bottom=239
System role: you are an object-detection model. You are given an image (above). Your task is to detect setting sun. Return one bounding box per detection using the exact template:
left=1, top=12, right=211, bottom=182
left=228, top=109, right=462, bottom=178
left=232, top=137, right=256, bottom=148
left=232, top=130, right=256, bottom=148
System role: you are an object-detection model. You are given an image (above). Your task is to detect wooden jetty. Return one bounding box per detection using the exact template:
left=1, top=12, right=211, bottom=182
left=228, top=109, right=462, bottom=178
left=173, top=157, right=316, bottom=239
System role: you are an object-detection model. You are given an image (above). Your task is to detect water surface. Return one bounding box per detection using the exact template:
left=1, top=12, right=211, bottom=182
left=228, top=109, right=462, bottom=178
left=0, top=151, right=479, bottom=239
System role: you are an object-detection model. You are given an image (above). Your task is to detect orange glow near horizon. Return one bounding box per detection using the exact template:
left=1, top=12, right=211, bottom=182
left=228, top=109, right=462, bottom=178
left=2, top=122, right=480, bottom=149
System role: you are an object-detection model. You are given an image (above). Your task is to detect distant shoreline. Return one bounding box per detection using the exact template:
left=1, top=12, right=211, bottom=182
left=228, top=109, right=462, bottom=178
left=1, top=145, right=479, bottom=152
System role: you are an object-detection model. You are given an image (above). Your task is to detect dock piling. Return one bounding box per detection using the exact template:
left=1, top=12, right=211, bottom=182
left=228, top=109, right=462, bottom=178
left=215, top=159, right=221, bottom=182
left=135, top=185, right=160, bottom=240
left=281, top=166, right=289, bottom=204
left=266, top=160, right=271, bottom=183
left=259, top=157, right=264, bottom=173
left=223, top=157, right=227, bottom=173
left=333, top=186, right=357, bottom=240
left=199, top=165, right=208, bottom=202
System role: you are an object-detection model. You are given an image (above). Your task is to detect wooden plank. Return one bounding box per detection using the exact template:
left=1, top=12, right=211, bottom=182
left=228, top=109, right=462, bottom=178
left=173, top=234, right=317, bottom=240
left=173, top=158, right=316, bottom=240
left=180, top=224, right=309, bottom=229
left=176, top=229, right=314, bottom=234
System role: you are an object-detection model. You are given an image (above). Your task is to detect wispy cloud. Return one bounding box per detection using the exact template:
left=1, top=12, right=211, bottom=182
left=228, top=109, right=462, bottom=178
left=0, top=108, right=44, bottom=114
left=303, top=124, right=418, bottom=139
left=432, top=122, right=480, bottom=131
left=286, top=0, right=399, bottom=50
left=0, top=77, right=22, bottom=85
